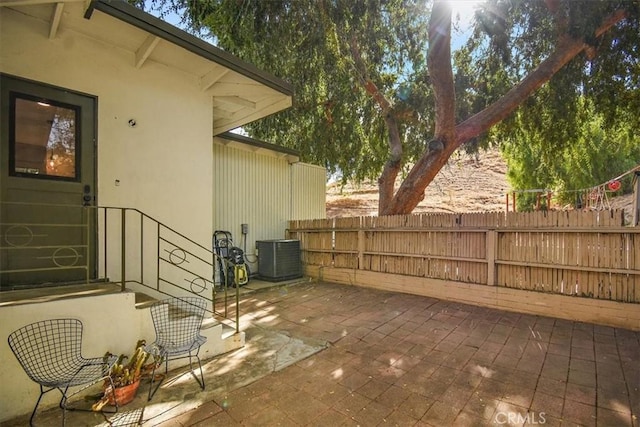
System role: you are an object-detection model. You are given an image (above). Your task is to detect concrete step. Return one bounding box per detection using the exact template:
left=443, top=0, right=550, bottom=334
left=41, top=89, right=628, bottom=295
left=134, top=291, right=158, bottom=309
left=132, top=291, right=245, bottom=365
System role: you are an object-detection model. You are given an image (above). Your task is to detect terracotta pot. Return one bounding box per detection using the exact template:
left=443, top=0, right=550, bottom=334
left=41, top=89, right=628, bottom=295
left=105, top=379, right=141, bottom=406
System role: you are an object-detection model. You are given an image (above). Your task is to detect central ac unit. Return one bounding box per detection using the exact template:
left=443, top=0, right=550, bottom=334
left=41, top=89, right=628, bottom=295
left=256, top=239, right=302, bottom=282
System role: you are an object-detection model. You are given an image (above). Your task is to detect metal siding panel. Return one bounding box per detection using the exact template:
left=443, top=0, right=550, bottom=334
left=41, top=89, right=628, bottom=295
left=291, top=163, right=327, bottom=220
left=212, top=143, right=290, bottom=272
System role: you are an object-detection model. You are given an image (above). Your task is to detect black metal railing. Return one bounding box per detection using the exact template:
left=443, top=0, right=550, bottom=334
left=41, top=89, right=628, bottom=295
left=0, top=202, right=240, bottom=332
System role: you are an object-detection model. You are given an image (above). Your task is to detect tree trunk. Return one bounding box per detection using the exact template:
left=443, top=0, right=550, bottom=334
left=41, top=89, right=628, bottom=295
left=379, top=5, right=628, bottom=216
left=378, top=112, right=403, bottom=213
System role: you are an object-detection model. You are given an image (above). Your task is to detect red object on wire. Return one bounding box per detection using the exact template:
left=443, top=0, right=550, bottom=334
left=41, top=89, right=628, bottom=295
left=607, top=180, right=621, bottom=191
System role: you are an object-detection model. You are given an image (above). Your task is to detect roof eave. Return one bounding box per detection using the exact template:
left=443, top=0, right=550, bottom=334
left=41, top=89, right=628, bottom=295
left=84, top=0, right=294, bottom=97
left=218, top=132, right=300, bottom=159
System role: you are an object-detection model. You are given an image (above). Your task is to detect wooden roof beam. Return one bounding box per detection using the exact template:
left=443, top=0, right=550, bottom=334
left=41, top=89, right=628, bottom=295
left=135, top=34, right=160, bottom=68
left=214, top=96, right=256, bottom=110
left=213, top=107, right=234, bottom=119
left=49, top=2, right=64, bottom=39
left=200, top=67, right=229, bottom=91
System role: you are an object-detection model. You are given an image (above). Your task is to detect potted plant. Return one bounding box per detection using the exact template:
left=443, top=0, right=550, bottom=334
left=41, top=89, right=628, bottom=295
left=93, top=340, right=157, bottom=409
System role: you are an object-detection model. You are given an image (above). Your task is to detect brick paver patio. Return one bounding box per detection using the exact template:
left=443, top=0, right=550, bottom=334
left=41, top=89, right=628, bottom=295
left=161, top=281, right=639, bottom=426
left=5, top=280, right=637, bottom=426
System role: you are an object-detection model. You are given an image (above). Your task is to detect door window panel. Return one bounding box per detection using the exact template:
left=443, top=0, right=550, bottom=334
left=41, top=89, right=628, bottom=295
left=11, top=95, right=79, bottom=180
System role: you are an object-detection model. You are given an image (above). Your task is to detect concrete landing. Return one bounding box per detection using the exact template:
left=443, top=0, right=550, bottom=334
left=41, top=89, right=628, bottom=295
left=2, top=305, right=326, bottom=426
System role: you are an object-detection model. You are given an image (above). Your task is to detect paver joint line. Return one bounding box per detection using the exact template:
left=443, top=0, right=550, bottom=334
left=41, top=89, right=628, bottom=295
left=4, top=280, right=639, bottom=427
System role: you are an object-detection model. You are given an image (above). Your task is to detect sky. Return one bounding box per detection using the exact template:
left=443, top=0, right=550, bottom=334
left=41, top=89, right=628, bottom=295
left=147, top=1, right=479, bottom=52
left=450, top=1, right=481, bottom=50
left=145, top=1, right=480, bottom=143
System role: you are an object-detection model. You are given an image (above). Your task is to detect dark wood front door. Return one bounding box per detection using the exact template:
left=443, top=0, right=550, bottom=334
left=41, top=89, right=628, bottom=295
left=0, top=74, right=97, bottom=290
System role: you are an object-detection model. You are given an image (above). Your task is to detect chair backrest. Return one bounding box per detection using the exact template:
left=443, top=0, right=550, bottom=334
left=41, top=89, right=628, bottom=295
left=7, top=318, right=84, bottom=385
left=150, top=297, right=206, bottom=348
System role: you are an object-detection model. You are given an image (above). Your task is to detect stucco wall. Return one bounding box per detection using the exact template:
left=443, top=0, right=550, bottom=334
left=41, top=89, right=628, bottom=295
left=0, top=6, right=213, bottom=249
left=0, top=6, right=322, bottom=420
left=0, top=8, right=214, bottom=421
left=0, top=292, right=152, bottom=422
left=0, top=288, right=241, bottom=422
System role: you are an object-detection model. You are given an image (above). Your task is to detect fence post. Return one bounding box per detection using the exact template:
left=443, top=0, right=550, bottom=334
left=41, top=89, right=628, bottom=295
left=633, top=171, right=639, bottom=226
left=486, top=229, right=497, bottom=286
left=121, top=209, right=126, bottom=292
left=358, top=229, right=365, bottom=269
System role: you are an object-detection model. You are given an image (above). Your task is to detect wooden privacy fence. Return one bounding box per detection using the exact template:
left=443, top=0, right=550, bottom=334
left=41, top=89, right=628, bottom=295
left=288, top=210, right=640, bottom=303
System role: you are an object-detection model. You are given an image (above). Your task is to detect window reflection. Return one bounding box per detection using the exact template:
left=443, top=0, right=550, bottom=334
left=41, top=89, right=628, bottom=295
left=13, top=96, right=78, bottom=179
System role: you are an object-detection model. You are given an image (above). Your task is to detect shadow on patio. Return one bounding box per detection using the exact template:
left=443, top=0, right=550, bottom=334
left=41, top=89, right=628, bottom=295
left=5, top=280, right=639, bottom=426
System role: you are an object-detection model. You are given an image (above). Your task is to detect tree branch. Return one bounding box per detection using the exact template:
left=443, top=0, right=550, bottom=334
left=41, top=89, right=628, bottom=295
left=380, top=0, right=456, bottom=215
left=378, top=112, right=403, bottom=213
left=346, top=35, right=405, bottom=212
left=428, top=0, right=455, bottom=144
left=349, top=36, right=393, bottom=112
left=382, top=7, right=629, bottom=215
left=455, top=8, right=628, bottom=146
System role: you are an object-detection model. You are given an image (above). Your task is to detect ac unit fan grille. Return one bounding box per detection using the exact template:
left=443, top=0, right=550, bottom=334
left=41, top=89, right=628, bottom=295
left=257, top=240, right=302, bottom=282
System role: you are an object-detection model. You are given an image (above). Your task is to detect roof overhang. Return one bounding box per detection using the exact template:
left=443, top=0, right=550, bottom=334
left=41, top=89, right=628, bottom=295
left=0, top=0, right=293, bottom=134
left=214, top=132, right=300, bottom=164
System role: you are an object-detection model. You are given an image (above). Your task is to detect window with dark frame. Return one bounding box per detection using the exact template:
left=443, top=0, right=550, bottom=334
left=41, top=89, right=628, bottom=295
left=10, top=94, right=79, bottom=181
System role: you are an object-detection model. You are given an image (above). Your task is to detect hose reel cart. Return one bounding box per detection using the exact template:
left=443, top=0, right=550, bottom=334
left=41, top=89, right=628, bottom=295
left=213, top=230, right=249, bottom=287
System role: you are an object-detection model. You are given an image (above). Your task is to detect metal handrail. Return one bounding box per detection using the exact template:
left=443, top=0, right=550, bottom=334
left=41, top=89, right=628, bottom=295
left=0, top=202, right=240, bottom=333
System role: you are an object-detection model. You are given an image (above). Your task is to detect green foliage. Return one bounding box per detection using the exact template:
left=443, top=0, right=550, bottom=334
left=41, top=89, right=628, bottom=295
left=139, top=0, right=639, bottom=202
left=456, top=0, right=639, bottom=163
left=160, top=0, right=432, bottom=184
left=501, top=98, right=640, bottom=211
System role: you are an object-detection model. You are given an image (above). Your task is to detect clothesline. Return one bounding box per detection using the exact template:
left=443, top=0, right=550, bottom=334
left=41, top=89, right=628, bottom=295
left=505, top=164, right=639, bottom=212
left=507, top=164, right=640, bottom=196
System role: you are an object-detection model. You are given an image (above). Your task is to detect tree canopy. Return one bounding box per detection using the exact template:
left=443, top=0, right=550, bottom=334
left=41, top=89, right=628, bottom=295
left=503, top=97, right=640, bottom=211
left=139, top=0, right=639, bottom=215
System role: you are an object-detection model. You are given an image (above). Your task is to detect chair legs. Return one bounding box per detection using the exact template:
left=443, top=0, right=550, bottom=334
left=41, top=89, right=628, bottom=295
left=28, top=386, right=49, bottom=427
left=26, top=380, right=118, bottom=427
left=147, top=351, right=205, bottom=401
left=147, top=355, right=166, bottom=401
left=189, top=354, right=205, bottom=390
left=27, top=385, right=73, bottom=426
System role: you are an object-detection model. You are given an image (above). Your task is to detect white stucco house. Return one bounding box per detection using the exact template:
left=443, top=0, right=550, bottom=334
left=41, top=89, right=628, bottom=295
left=0, top=0, right=325, bottom=421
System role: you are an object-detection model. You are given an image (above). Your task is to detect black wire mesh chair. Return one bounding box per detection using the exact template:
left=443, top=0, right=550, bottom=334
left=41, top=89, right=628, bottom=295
left=146, top=297, right=207, bottom=400
left=7, top=318, right=118, bottom=426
